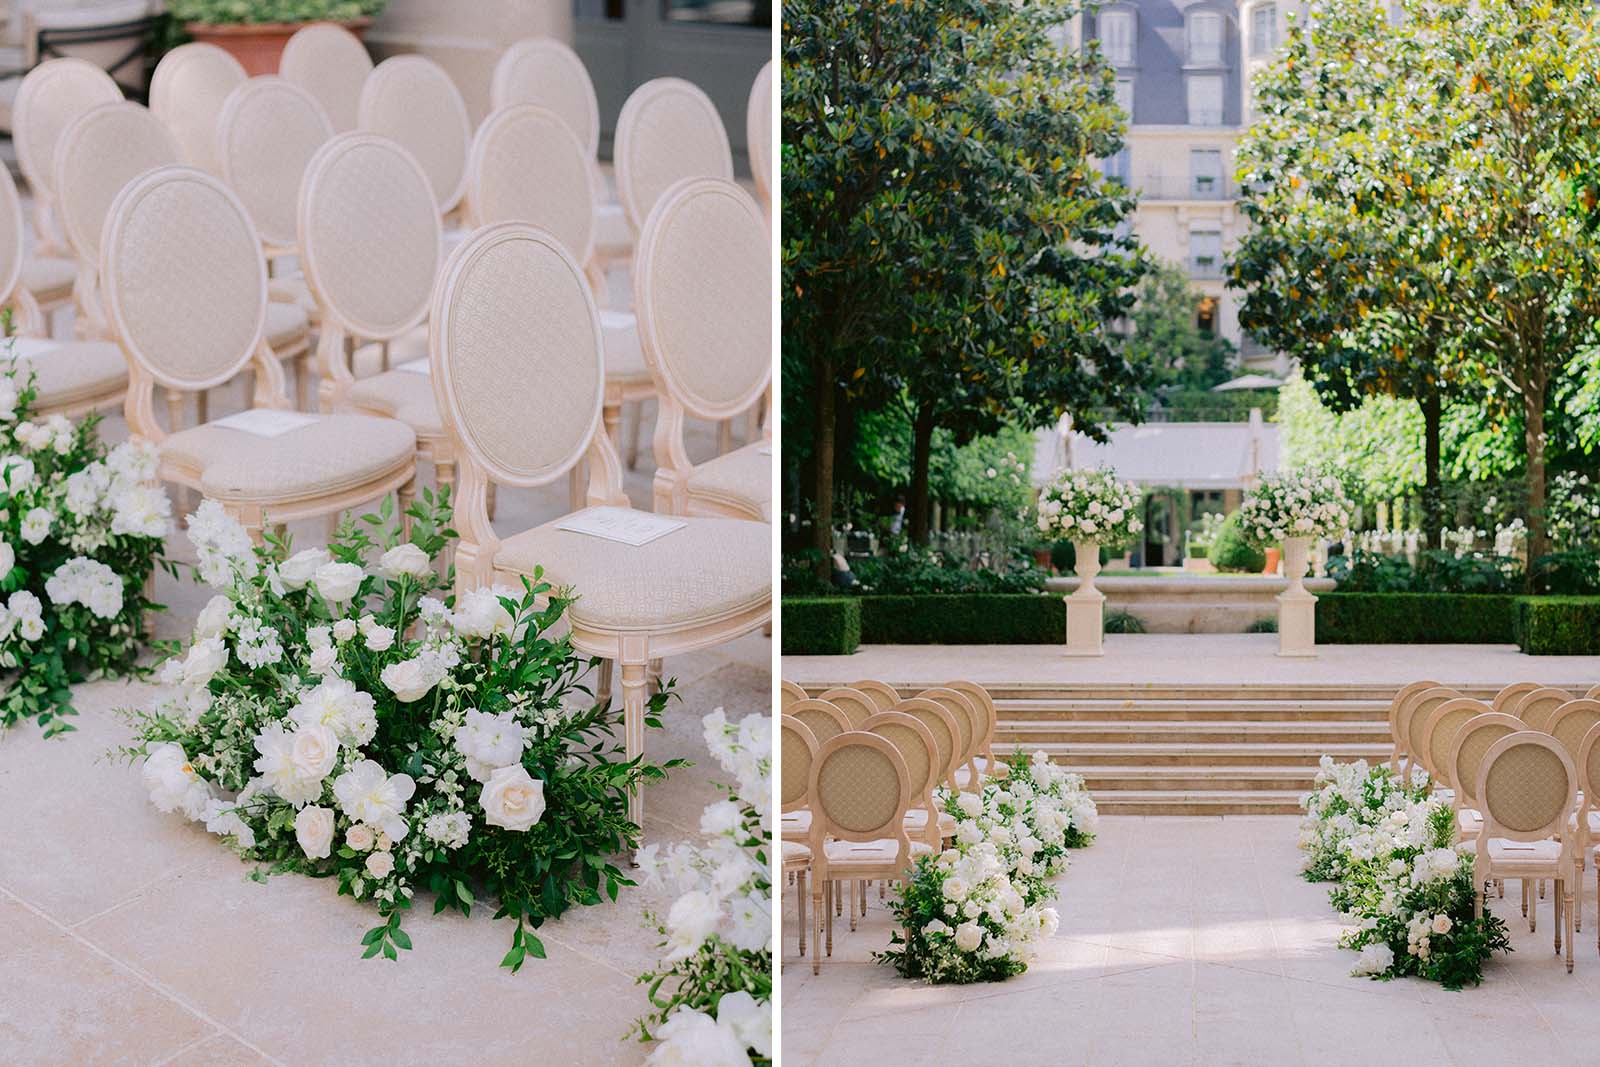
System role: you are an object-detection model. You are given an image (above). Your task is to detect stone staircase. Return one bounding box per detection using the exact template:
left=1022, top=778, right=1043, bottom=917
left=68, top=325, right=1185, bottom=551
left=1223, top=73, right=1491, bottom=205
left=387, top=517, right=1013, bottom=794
left=801, top=681, right=1500, bottom=815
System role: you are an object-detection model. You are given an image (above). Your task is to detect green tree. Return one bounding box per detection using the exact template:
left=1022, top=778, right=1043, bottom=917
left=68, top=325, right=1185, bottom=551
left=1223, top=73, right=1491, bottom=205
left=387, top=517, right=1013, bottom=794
left=1277, top=369, right=1424, bottom=505
left=1125, top=259, right=1237, bottom=395
left=781, top=0, right=1149, bottom=557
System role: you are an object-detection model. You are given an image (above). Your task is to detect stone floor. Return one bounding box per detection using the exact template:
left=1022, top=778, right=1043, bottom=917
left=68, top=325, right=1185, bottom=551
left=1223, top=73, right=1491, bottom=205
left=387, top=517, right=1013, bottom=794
left=781, top=816, right=1600, bottom=1066
left=0, top=357, right=772, bottom=1064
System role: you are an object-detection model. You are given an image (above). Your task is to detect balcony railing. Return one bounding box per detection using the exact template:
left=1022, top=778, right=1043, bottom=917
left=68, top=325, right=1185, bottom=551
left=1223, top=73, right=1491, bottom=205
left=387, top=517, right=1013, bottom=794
left=1189, top=255, right=1224, bottom=279
left=1135, top=173, right=1239, bottom=201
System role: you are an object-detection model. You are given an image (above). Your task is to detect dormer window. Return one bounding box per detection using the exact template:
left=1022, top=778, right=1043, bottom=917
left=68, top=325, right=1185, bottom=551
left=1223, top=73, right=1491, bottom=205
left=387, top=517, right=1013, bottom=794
left=1188, top=10, right=1224, bottom=65
left=1250, top=4, right=1279, bottom=54
left=1100, top=9, right=1135, bottom=66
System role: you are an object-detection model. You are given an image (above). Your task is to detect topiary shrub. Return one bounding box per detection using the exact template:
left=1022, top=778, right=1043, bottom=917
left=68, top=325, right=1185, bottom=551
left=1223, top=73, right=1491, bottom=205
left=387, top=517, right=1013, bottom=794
left=857, top=594, right=1062, bottom=644
left=1209, top=512, right=1266, bottom=573
left=1513, top=597, right=1600, bottom=655
left=1246, top=616, right=1277, bottom=633
left=782, top=598, right=861, bottom=655
left=1104, top=610, right=1146, bottom=634
left=1317, top=593, right=1518, bottom=643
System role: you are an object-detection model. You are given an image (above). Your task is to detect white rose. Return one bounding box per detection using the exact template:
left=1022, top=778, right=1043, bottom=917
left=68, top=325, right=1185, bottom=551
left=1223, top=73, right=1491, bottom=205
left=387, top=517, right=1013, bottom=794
left=332, top=618, right=358, bottom=642
left=955, top=792, right=982, bottom=817
left=479, top=764, right=545, bottom=831
left=646, top=1009, right=748, bottom=1067
left=309, top=646, right=339, bottom=675
left=377, top=542, right=432, bottom=581
left=361, top=621, right=395, bottom=652
left=0, top=541, right=13, bottom=581
left=381, top=657, right=436, bottom=703
left=288, top=723, right=339, bottom=782
left=1432, top=913, right=1452, bottom=935
left=278, top=547, right=330, bottom=590
left=451, top=586, right=515, bottom=639
left=294, top=805, right=335, bottom=859
left=181, top=637, right=228, bottom=687
left=142, top=741, right=211, bottom=820
left=20, top=507, right=51, bottom=545
left=715, top=991, right=772, bottom=1058
left=346, top=824, right=375, bottom=851
left=364, top=850, right=395, bottom=878
left=312, top=561, right=364, bottom=604
left=194, top=595, right=232, bottom=640
left=954, top=921, right=984, bottom=953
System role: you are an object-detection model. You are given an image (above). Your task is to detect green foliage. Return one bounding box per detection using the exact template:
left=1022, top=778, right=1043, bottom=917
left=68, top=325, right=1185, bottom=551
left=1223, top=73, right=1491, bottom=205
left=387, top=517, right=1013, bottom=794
left=1327, top=550, right=1522, bottom=595
left=1277, top=370, right=1425, bottom=504
left=1103, top=610, right=1145, bottom=635
left=780, top=598, right=861, bottom=655
left=858, top=594, right=1061, bottom=645
left=1316, top=593, right=1518, bottom=644
left=854, top=412, right=1036, bottom=513
left=1528, top=551, right=1600, bottom=596
left=850, top=546, right=1046, bottom=596
left=1159, top=387, right=1278, bottom=423
left=1513, top=597, right=1600, bottom=656
left=1246, top=616, right=1277, bottom=634
left=1207, top=513, right=1265, bottom=573
left=878, top=854, right=1029, bottom=985
left=168, top=0, right=386, bottom=22
left=1124, top=259, right=1238, bottom=395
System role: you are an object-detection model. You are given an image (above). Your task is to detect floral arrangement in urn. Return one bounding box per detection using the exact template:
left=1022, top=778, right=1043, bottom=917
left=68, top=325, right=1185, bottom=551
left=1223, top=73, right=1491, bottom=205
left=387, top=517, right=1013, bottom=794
left=1238, top=468, right=1353, bottom=546
left=0, top=353, right=170, bottom=735
left=124, top=493, right=680, bottom=968
left=1036, top=467, right=1143, bottom=546
left=634, top=709, right=772, bottom=1066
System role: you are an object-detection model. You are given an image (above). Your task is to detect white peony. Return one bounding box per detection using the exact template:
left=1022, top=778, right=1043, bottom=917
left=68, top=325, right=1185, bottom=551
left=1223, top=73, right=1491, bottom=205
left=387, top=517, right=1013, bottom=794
left=662, top=890, right=721, bottom=963
left=294, top=805, right=335, bottom=859
left=19, top=507, right=51, bottom=544
left=455, top=708, right=527, bottom=780
left=479, top=763, right=545, bottom=831
left=332, top=759, right=414, bottom=840
left=194, top=595, right=232, bottom=640
left=714, top=991, right=771, bottom=1057
left=252, top=723, right=334, bottom=807
left=289, top=676, right=377, bottom=747
left=142, top=742, right=211, bottom=820
left=312, top=560, right=364, bottom=604
left=381, top=655, right=440, bottom=703
left=277, top=547, right=329, bottom=590
left=645, top=1009, right=749, bottom=1067
left=0, top=540, right=12, bottom=581
left=377, top=542, right=432, bottom=581
left=179, top=637, right=228, bottom=687
left=1351, top=941, right=1395, bottom=976
left=451, top=586, right=515, bottom=639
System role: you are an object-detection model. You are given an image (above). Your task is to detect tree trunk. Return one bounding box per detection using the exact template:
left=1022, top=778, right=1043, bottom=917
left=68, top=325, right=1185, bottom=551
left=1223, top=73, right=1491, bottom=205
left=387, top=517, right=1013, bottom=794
left=1525, top=382, right=1549, bottom=564
left=1420, top=389, right=1442, bottom=548
left=908, top=405, right=936, bottom=546
left=810, top=355, right=837, bottom=580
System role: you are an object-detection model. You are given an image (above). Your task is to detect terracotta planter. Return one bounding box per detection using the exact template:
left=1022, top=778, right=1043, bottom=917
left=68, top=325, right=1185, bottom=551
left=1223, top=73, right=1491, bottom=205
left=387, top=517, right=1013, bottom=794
left=1031, top=547, right=1053, bottom=572
left=185, top=18, right=371, bottom=77
left=1262, top=546, right=1281, bottom=575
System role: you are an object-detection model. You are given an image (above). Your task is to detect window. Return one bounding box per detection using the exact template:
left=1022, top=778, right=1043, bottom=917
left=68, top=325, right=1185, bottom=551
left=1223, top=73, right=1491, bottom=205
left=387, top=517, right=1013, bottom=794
left=1190, top=148, right=1223, bottom=197
left=1103, top=148, right=1132, bottom=186
left=1100, top=10, right=1135, bottom=66
left=1190, top=230, right=1223, bottom=276
left=1187, top=74, right=1225, bottom=125
left=1188, top=10, right=1224, bottom=65
left=1250, top=4, right=1278, bottom=53
left=1114, top=78, right=1134, bottom=118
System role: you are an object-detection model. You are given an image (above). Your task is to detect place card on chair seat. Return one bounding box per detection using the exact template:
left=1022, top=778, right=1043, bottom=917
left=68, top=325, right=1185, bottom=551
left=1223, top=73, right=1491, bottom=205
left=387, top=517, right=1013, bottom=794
left=555, top=506, right=685, bottom=547
left=210, top=409, right=318, bottom=438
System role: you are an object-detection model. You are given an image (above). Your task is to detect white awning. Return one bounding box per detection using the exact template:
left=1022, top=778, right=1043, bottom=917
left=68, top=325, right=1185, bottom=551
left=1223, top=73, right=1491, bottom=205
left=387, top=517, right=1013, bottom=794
left=1033, top=417, right=1280, bottom=491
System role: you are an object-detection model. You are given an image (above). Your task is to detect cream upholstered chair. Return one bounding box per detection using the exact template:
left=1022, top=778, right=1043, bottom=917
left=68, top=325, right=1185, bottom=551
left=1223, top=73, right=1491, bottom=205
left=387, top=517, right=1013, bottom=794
left=1475, top=731, right=1578, bottom=970
left=466, top=103, right=655, bottom=468
left=785, top=699, right=851, bottom=751
left=891, top=696, right=962, bottom=794
left=1387, top=680, right=1440, bottom=770
left=922, top=686, right=983, bottom=791
left=947, top=680, right=1001, bottom=774
left=634, top=176, right=771, bottom=520
left=780, top=711, right=823, bottom=848
left=1420, top=698, right=1489, bottom=788
left=1576, top=723, right=1600, bottom=951
left=864, top=710, right=947, bottom=850
left=1400, top=686, right=1459, bottom=786
left=615, top=77, right=733, bottom=240
left=1450, top=712, right=1524, bottom=842
left=101, top=165, right=418, bottom=540
left=1549, top=700, right=1600, bottom=928
left=432, top=221, right=769, bottom=829
left=0, top=164, right=125, bottom=417
left=780, top=679, right=807, bottom=711
left=780, top=715, right=818, bottom=957
left=359, top=55, right=471, bottom=219
left=1518, top=687, right=1575, bottom=732
left=488, top=37, right=628, bottom=272
left=816, top=687, right=876, bottom=729
left=850, top=679, right=901, bottom=712
left=297, top=133, right=452, bottom=491
left=1494, top=681, right=1543, bottom=713
left=279, top=22, right=372, bottom=133
left=149, top=43, right=246, bottom=177
left=807, top=731, right=927, bottom=973
left=746, top=60, right=772, bottom=213
left=1587, top=684, right=1600, bottom=701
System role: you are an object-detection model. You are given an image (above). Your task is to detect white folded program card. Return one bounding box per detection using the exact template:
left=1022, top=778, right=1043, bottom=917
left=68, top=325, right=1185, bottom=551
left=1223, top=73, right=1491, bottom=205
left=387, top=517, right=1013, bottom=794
left=210, top=409, right=318, bottom=438
left=9, top=338, right=60, bottom=359
left=396, top=359, right=430, bottom=375
left=555, top=507, right=686, bottom=547
left=758, top=445, right=772, bottom=455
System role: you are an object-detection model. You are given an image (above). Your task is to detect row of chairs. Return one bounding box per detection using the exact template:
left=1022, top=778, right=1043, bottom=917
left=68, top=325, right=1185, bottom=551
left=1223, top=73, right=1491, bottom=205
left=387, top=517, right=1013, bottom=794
left=1387, top=680, right=1600, bottom=972
left=779, top=679, right=1005, bottom=973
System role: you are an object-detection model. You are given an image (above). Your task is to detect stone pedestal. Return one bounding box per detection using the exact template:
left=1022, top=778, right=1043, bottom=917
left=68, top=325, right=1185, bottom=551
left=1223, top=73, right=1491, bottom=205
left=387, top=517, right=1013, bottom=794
left=1065, top=539, right=1104, bottom=657
left=1277, top=536, right=1317, bottom=657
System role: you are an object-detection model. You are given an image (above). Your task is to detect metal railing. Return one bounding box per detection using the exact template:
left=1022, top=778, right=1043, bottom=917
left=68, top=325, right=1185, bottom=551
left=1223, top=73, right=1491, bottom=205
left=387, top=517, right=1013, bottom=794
left=1135, top=173, right=1240, bottom=201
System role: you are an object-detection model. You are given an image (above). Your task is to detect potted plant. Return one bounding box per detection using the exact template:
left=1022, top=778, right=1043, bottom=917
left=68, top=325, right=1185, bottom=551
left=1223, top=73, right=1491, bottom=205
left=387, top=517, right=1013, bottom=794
left=168, top=1, right=389, bottom=76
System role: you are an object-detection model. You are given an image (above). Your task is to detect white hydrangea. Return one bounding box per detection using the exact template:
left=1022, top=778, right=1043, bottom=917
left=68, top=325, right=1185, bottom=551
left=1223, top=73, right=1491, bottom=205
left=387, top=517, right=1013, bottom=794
left=44, top=556, right=123, bottom=619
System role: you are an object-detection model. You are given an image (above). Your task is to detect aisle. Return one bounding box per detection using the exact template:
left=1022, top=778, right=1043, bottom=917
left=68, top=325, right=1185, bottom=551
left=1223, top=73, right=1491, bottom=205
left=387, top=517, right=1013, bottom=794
left=782, top=816, right=1600, bottom=1066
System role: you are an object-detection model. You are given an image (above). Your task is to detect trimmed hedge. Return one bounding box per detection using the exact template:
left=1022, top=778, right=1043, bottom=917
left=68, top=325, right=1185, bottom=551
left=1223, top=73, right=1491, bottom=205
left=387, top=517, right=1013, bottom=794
left=1513, top=597, right=1600, bottom=655
left=782, top=598, right=861, bottom=655
left=858, top=594, right=1063, bottom=644
left=1316, top=593, right=1518, bottom=644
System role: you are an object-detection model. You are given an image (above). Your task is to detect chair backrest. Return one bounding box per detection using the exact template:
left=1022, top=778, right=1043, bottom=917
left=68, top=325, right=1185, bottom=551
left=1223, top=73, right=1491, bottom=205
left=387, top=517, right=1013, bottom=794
left=1422, top=697, right=1489, bottom=787
left=1546, top=699, right=1600, bottom=765
left=216, top=76, right=333, bottom=250
left=359, top=55, right=471, bottom=214
left=489, top=38, right=600, bottom=160
left=849, top=679, right=900, bottom=712
left=1493, top=681, right=1543, bottom=713
left=298, top=132, right=439, bottom=343
left=746, top=60, right=771, bottom=208
left=1477, top=731, right=1576, bottom=841
left=1450, top=711, right=1527, bottom=813
left=633, top=176, right=769, bottom=421
left=919, top=686, right=980, bottom=768
left=466, top=104, right=594, bottom=266
left=1587, top=684, right=1600, bottom=701
left=0, top=167, right=27, bottom=307
left=863, top=710, right=940, bottom=817
left=890, top=696, right=960, bottom=788
left=809, top=731, right=911, bottom=845
left=785, top=699, right=852, bottom=749
left=279, top=21, right=373, bottom=133
left=149, top=43, right=246, bottom=175
left=101, top=165, right=266, bottom=394
left=816, top=687, right=876, bottom=729
left=614, top=77, right=732, bottom=235
left=1403, top=686, right=1459, bottom=780
left=1577, top=723, right=1600, bottom=821
left=12, top=57, right=121, bottom=200
left=1518, top=687, right=1574, bottom=732
left=1388, top=679, right=1440, bottom=752
left=54, top=101, right=180, bottom=265
left=429, top=221, right=603, bottom=488
left=944, top=680, right=998, bottom=760
left=779, top=679, right=807, bottom=713
left=780, top=714, right=817, bottom=813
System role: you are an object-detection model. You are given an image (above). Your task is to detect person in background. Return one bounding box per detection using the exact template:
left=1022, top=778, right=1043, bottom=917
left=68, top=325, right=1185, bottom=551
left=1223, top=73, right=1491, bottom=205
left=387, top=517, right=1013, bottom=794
left=889, top=495, right=906, bottom=536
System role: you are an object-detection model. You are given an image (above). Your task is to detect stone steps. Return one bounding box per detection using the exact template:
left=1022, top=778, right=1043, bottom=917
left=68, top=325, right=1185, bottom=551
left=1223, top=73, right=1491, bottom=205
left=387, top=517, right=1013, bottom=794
left=1073, top=765, right=1326, bottom=792
left=998, top=698, right=1392, bottom=722
left=998, top=720, right=1390, bottom=746
left=1093, top=790, right=1309, bottom=816
left=1019, top=741, right=1391, bottom=768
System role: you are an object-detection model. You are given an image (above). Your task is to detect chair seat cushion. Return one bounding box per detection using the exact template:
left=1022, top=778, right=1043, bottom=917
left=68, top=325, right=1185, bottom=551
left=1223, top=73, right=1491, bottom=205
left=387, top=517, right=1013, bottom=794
left=1566, top=810, right=1600, bottom=834
left=493, top=508, right=768, bottom=633
left=1458, top=808, right=1482, bottom=833
left=685, top=442, right=770, bottom=519
left=782, top=840, right=811, bottom=866
left=18, top=340, right=127, bottom=409
left=595, top=200, right=631, bottom=256
left=268, top=276, right=321, bottom=324
left=781, top=809, right=810, bottom=842
left=600, top=309, right=650, bottom=384
left=904, top=808, right=956, bottom=836
left=163, top=412, right=415, bottom=504
left=265, top=301, right=310, bottom=352
left=353, top=327, right=430, bottom=378
left=22, top=256, right=75, bottom=303
left=345, top=369, right=441, bottom=437
left=823, top=838, right=933, bottom=868
left=1485, top=837, right=1562, bottom=869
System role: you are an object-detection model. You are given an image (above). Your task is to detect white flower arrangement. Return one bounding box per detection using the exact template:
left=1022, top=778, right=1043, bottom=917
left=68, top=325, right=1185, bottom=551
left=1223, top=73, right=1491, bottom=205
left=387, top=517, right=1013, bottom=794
left=0, top=350, right=169, bottom=734
left=635, top=709, right=772, bottom=1066
left=1238, top=469, right=1353, bottom=546
left=1036, top=467, right=1143, bottom=546
left=124, top=492, right=681, bottom=969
